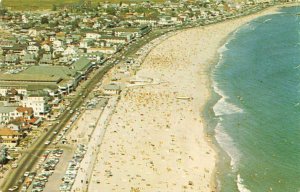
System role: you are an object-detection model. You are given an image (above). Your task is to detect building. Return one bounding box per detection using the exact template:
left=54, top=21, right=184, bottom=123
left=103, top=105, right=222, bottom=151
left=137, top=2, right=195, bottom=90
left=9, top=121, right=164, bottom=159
left=103, top=84, right=121, bottom=95
left=39, top=54, right=53, bottom=65
left=0, top=128, right=21, bottom=148
left=98, top=36, right=128, bottom=44
left=21, top=91, right=50, bottom=117
left=0, top=106, right=19, bottom=124
left=114, top=26, right=151, bottom=38
left=87, top=46, right=119, bottom=55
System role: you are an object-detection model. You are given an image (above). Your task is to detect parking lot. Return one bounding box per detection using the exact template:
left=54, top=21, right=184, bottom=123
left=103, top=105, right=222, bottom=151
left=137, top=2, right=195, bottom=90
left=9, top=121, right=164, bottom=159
left=43, top=146, right=74, bottom=192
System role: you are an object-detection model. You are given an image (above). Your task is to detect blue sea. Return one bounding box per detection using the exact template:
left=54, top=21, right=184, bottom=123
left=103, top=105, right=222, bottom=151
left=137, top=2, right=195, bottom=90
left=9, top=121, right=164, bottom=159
left=212, top=6, right=300, bottom=192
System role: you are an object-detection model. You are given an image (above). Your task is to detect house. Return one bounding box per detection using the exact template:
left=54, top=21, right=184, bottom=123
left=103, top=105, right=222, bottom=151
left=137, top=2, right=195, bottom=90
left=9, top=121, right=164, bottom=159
left=79, top=52, right=104, bottom=64
left=0, top=128, right=21, bottom=148
left=79, top=39, right=94, bottom=49
left=53, top=40, right=63, bottom=49
left=7, top=121, right=24, bottom=132
left=41, top=44, right=51, bottom=52
left=21, top=53, right=36, bottom=65
left=16, top=107, right=34, bottom=120
left=63, top=46, right=78, bottom=56
left=28, top=29, right=38, bottom=37
left=21, top=91, right=50, bottom=117
left=2, top=44, right=27, bottom=55
left=49, top=36, right=56, bottom=42
left=39, top=54, right=53, bottom=65
left=86, top=32, right=101, bottom=40
left=28, top=117, right=43, bottom=128
left=103, top=84, right=121, bottom=95
left=0, top=106, right=19, bottom=124
left=65, top=37, right=74, bottom=44
left=27, top=44, right=40, bottom=55
left=4, top=54, right=20, bottom=65
left=59, top=55, right=72, bottom=64
left=53, top=46, right=65, bottom=57
left=158, top=16, right=176, bottom=26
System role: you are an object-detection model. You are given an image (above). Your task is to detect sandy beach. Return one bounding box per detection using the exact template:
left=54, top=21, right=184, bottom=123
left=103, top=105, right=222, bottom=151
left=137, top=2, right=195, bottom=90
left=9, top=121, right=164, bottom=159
left=86, top=6, right=283, bottom=192
left=75, top=5, right=285, bottom=192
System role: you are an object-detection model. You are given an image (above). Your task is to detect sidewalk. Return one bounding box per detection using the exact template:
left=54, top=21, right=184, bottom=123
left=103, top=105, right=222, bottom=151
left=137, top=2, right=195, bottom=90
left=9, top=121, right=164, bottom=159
left=71, top=96, right=119, bottom=192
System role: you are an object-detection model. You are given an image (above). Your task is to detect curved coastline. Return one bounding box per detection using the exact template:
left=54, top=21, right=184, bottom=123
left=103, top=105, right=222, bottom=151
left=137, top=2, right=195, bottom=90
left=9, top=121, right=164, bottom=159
left=86, top=4, right=294, bottom=192
left=202, top=3, right=295, bottom=192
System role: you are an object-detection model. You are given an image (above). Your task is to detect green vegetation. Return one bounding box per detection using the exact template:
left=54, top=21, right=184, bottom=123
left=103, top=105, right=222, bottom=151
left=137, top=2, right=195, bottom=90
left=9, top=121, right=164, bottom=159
left=2, top=0, right=166, bottom=11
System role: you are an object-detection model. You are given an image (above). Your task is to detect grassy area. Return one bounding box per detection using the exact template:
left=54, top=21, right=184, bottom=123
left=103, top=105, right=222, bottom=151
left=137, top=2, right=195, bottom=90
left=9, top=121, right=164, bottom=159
left=2, top=0, right=165, bottom=11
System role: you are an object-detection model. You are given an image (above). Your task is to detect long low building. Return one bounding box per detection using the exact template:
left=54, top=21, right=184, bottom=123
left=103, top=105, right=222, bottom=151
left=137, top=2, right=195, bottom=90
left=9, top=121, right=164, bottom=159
left=0, top=57, right=94, bottom=95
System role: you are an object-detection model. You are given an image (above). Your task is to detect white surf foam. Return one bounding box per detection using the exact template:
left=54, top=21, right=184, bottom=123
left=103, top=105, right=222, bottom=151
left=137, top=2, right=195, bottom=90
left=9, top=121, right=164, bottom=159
left=218, top=43, right=229, bottom=54
left=215, top=123, right=240, bottom=171
left=213, top=26, right=244, bottom=173
left=212, top=82, right=243, bottom=116
left=213, top=97, right=243, bottom=116
left=263, top=18, right=272, bottom=23
left=237, top=174, right=252, bottom=192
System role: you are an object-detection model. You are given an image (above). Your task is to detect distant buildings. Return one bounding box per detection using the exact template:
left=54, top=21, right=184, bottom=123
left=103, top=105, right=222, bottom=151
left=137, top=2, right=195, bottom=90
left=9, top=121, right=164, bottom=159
left=0, top=0, right=279, bottom=149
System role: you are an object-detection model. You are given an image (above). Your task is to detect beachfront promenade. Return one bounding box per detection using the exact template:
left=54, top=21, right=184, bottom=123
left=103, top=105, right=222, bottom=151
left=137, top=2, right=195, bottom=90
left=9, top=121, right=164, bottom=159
left=70, top=96, right=119, bottom=192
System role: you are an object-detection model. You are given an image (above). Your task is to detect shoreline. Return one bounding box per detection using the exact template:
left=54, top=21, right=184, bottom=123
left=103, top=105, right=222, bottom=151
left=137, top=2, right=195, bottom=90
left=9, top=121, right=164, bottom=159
left=201, top=3, right=299, bottom=191
left=72, top=3, right=298, bottom=192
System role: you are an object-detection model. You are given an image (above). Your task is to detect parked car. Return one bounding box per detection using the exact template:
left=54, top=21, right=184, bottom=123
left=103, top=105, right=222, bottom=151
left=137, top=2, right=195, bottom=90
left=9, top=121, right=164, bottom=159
left=8, top=186, right=18, bottom=191
left=44, top=140, right=51, bottom=145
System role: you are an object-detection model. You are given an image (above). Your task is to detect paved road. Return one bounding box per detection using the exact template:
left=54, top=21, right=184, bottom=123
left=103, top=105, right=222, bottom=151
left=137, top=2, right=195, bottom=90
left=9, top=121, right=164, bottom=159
left=1, top=63, right=115, bottom=191
left=0, top=28, right=172, bottom=191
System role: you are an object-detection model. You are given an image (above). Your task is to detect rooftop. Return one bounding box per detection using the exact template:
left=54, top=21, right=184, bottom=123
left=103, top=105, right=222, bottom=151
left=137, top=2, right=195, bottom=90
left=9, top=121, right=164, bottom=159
left=0, top=128, right=20, bottom=136
left=0, top=106, right=17, bottom=113
left=0, top=74, right=62, bottom=83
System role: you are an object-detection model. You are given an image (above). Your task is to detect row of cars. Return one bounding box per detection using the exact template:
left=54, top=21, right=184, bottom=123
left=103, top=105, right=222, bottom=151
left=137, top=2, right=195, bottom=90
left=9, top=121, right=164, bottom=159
left=59, top=144, right=87, bottom=192
left=30, top=149, right=64, bottom=192
left=8, top=149, right=63, bottom=192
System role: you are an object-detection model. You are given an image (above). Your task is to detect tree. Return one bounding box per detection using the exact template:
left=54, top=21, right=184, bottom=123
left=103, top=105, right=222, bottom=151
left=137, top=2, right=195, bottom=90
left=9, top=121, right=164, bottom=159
left=0, top=8, right=7, bottom=16
left=71, top=18, right=80, bottom=29
left=106, top=7, right=116, bottom=16
left=41, top=16, right=49, bottom=24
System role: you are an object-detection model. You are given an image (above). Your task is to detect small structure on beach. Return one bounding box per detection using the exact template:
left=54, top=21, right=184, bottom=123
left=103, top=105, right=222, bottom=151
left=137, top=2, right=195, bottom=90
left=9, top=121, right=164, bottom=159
left=129, top=76, right=153, bottom=84
left=103, top=84, right=121, bottom=95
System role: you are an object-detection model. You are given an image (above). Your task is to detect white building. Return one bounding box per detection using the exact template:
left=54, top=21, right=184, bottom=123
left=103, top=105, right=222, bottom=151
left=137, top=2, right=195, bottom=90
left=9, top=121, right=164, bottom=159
left=21, top=93, right=50, bottom=117
left=0, top=107, right=19, bottom=124
left=86, top=32, right=101, bottom=39
left=27, top=45, right=39, bottom=55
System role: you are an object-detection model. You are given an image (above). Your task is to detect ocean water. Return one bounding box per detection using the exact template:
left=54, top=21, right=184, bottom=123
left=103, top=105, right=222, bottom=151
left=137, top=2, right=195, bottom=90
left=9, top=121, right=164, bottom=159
left=212, top=7, right=300, bottom=192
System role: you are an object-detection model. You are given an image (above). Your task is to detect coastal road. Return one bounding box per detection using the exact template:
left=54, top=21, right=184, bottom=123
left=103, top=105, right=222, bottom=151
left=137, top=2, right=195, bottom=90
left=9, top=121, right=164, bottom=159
left=1, top=63, right=115, bottom=191
left=1, top=28, right=175, bottom=191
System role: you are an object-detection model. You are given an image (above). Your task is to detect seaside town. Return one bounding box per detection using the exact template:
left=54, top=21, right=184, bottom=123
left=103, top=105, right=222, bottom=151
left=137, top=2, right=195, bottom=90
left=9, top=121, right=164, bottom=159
left=0, top=0, right=294, bottom=191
